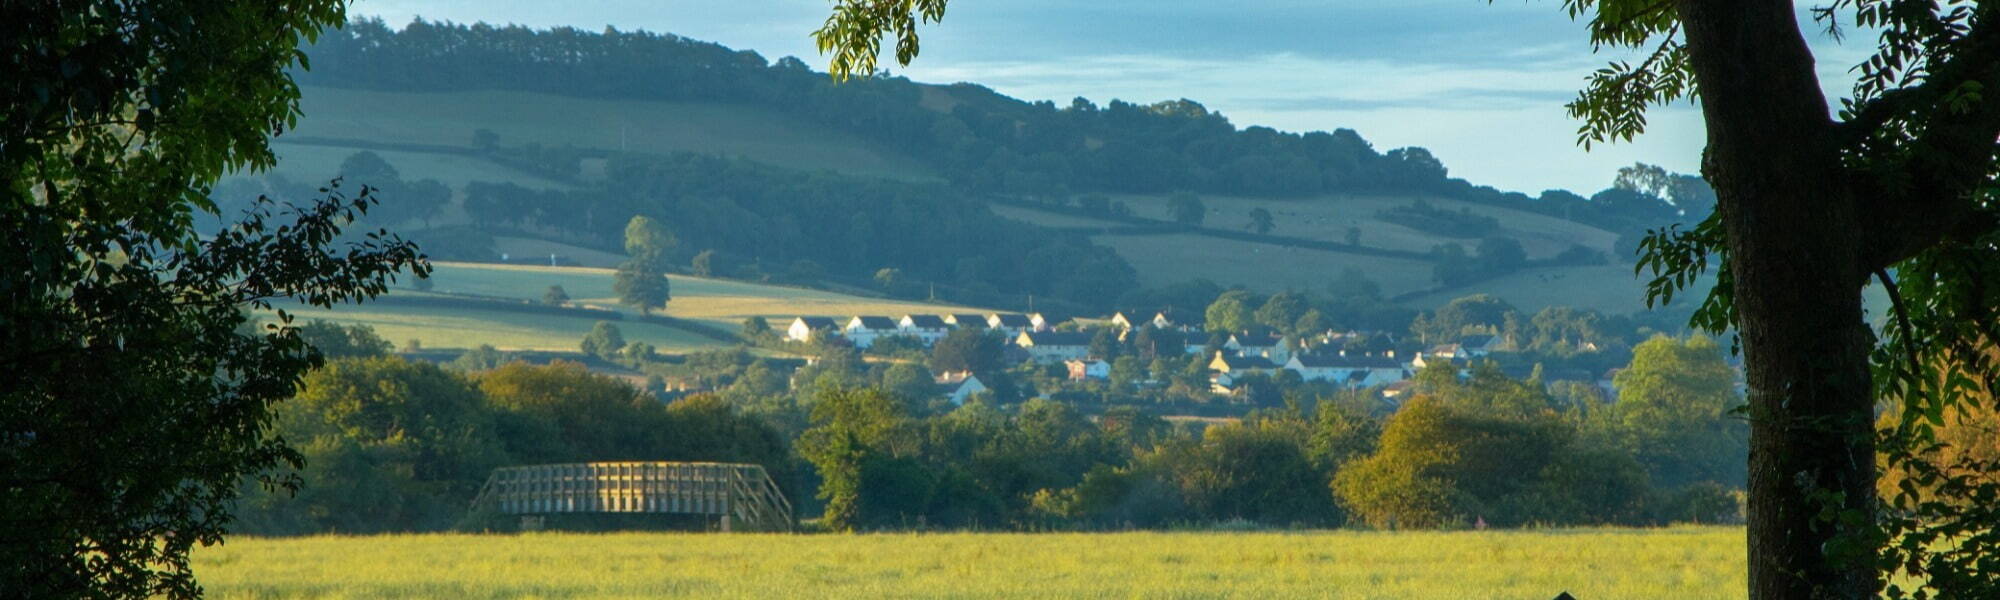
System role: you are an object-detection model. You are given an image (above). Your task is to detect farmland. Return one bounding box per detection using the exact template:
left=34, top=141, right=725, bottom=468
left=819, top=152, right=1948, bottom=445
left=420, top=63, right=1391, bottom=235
left=192, top=528, right=1744, bottom=599
left=272, top=262, right=991, bottom=352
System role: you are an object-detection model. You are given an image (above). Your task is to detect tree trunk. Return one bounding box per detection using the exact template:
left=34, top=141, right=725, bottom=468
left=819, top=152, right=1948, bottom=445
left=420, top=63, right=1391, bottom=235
left=1679, top=1, right=1882, bottom=597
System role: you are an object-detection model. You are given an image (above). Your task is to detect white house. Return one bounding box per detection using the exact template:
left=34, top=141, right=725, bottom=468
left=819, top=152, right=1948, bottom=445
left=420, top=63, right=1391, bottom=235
left=944, top=314, right=988, bottom=330
left=1208, top=351, right=1281, bottom=375
left=988, top=313, right=1035, bottom=336
left=1015, top=331, right=1092, bottom=363
left=1066, top=358, right=1111, bottom=381
left=1285, top=351, right=1408, bottom=388
left=899, top=314, right=952, bottom=345
left=843, top=316, right=901, bottom=349
left=1113, top=309, right=1191, bottom=331
left=947, top=375, right=988, bottom=405
left=1226, top=333, right=1291, bottom=363
left=1458, top=334, right=1502, bottom=357
left=1029, top=313, right=1053, bottom=332
left=787, top=317, right=840, bottom=343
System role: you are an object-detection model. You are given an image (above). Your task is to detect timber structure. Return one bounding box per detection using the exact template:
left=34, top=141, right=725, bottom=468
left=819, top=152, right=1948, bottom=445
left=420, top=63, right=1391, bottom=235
left=470, top=461, right=792, bottom=531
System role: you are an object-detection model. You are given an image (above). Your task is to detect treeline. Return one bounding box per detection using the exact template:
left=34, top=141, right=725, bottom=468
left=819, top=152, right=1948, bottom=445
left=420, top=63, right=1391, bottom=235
left=458, top=152, right=1138, bottom=311
left=779, top=334, right=1745, bottom=531
left=296, top=19, right=1457, bottom=199
left=239, top=318, right=1747, bottom=533
left=233, top=352, right=796, bottom=534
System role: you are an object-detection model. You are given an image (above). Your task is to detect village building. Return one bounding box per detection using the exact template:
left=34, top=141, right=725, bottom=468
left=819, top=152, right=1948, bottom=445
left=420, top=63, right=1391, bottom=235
left=1225, top=333, right=1292, bottom=363
left=1065, top=358, right=1111, bottom=381
left=1457, top=334, right=1503, bottom=357
left=1112, top=308, right=1194, bottom=331
left=1284, top=351, right=1408, bottom=388
left=1029, top=313, right=1053, bottom=332
left=899, top=314, right=952, bottom=345
left=987, top=313, right=1035, bottom=336
left=843, top=316, right=901, bottom=349
left=1014, top=331, right=1092, bottom=362
left=943, top=314, right=988, bottom=329
left=786, top=316, right=840, bottom=343
left=1208, top=351, right=1281, bottom=376
left=946, top=375, right=988, bottom=405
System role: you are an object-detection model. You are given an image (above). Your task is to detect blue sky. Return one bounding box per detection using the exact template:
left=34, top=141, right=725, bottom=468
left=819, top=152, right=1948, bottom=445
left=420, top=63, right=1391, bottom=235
left=353, top=0, right=1874, bottom=195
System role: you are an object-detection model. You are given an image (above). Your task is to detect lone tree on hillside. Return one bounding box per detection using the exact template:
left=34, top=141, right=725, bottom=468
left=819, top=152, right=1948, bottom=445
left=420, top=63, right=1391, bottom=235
left=615, top=216, right=674, bottom=314
left=1168, top=192, right=1206, bottom=226
left=544, top=285, right=570, bottom=306
left=2, top=2, right=427, bottom=597
left=1248, top=207, right=1275, bottom=235
left=813, top=2, right=2000, bottom=597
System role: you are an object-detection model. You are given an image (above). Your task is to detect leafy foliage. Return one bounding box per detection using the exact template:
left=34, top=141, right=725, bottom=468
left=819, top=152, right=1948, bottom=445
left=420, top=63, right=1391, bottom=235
left=0, top=4, right=436, bottom=597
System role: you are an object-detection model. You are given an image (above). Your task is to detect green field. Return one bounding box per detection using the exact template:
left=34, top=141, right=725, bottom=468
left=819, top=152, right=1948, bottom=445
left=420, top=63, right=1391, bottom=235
left=290, top=86, right=936, bottom=182
left=192, top=528, right=1744, bottom=599
left=1094, top=233, right=1439, bottom=297
left=278, top=262, right=991, bottom=352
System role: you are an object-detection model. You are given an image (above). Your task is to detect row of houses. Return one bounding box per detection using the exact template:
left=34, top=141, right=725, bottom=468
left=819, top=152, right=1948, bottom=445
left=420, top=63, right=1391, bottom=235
left=786, top=313, right=1052, bottom=348
left=1062, top=332, right=1511, bottom=397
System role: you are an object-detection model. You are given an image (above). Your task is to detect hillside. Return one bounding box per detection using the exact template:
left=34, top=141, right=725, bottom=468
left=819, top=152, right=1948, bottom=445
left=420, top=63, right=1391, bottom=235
left=243, top=19, right=1705, bottom=317
left=256, top=84, right=1654, bottom=314
left=289, top=87, right=935, bottom=182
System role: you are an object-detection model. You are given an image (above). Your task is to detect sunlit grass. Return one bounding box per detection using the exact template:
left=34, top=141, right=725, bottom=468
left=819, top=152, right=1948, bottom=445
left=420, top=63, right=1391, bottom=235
left=194, top=527, right=1743, bottom=599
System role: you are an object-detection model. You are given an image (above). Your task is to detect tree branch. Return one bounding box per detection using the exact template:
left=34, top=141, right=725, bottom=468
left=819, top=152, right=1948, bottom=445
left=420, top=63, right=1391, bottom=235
left=1855, top=6, right=2000, bottom=270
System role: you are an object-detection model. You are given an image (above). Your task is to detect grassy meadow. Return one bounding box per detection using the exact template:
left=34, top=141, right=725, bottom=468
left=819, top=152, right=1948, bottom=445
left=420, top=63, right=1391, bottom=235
left=192, top=527, right=1744, bottom=599
left=291, top=86, right=936, bottom=182
left=275, top=262, right=992, bottom=352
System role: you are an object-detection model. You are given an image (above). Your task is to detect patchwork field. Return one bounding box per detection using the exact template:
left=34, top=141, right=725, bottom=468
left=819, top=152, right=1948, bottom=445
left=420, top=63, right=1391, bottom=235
left=276, top=262, right=992, bottom=352
left=192, top=528, right=1744, bottom=599
left=290, top=86, right=936, bottom=182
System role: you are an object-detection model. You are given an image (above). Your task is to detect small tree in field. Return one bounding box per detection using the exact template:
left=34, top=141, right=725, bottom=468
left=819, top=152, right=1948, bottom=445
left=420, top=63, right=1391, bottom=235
left=543, top=285, right=570, bottom=306
left=580, top=321, right=626, bottom=359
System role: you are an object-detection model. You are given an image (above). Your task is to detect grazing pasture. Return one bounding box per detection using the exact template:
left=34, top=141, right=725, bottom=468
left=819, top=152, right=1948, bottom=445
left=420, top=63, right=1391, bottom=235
left=193, top=527, right=1744, bottom=599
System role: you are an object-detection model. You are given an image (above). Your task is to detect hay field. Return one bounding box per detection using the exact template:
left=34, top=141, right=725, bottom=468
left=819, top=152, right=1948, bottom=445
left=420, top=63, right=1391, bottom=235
left=192, top=528, right=1744, bottom=599
left=276, top=262, right=992, bottom=352
left=291, top=86, right=936, bottom=182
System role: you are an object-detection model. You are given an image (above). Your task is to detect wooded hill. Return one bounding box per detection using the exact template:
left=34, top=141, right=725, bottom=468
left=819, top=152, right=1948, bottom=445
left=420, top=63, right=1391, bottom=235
left=254, top=18, right=1713, bottom=315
